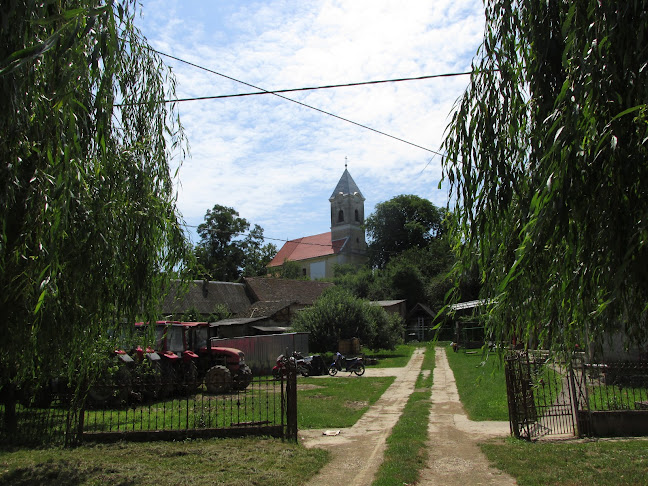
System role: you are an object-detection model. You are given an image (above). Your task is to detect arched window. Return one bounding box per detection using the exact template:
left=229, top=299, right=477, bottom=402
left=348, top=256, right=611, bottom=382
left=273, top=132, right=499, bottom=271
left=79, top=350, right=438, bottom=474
left=338, top=210, right=344, bottom=222
left=355, top=209, right=359, bottom=222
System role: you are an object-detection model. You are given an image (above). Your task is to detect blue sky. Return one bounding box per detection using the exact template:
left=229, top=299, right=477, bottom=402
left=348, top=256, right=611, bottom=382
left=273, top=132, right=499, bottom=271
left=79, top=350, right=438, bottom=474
left=136, top=0, right=485, bottom=246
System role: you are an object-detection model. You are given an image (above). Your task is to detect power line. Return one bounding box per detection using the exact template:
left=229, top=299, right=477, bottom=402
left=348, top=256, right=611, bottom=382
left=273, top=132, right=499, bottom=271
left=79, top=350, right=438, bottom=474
left=136, top=47, right=459, bottom=157
left=119, top=72, right=472, bottom=104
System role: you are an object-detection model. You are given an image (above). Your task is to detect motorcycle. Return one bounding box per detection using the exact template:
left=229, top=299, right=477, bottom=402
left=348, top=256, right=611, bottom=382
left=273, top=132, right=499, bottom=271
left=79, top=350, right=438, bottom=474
left=272, top=352, right=312, bottom=379
left=328, top=352, right=365, bottom=376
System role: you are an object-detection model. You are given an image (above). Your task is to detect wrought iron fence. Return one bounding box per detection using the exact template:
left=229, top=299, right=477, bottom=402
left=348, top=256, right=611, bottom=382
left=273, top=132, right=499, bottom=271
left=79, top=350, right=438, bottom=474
left=505, top=352, right=648, bottom=440
left=1, top=372, right=297, bottom=446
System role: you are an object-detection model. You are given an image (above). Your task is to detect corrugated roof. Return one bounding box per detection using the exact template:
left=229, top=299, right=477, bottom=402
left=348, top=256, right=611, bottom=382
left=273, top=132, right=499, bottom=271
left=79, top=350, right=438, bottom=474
left=329, top=169, right=364, bottom=200
left=267, top=232, right=347, bottom=267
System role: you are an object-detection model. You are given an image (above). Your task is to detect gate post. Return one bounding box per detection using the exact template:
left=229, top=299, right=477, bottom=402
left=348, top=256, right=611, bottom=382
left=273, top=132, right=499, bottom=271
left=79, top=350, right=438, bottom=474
left=285, top=363, right=298, bottom=442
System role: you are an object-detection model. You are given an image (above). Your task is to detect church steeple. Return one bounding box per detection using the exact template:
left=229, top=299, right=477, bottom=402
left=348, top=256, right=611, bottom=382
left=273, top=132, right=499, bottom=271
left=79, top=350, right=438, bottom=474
left=330, top=166, right=366, bottom=254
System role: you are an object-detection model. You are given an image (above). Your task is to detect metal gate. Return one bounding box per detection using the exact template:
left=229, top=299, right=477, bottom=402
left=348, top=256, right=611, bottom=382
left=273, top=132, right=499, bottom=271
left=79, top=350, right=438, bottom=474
left=505, top=351, right=579, bottom=440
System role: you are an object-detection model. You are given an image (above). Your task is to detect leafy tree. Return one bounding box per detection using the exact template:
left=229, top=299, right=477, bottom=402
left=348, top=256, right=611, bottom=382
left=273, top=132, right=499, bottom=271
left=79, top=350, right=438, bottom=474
left=365, top=195, right=446, bottom=268
left=242, top=224, right=277, bottom=277
left=443, top=1, right=648, bottom=355
left=195, top=206, right=276, bottom=281
left=292, top=287, right=403, bottom=352
left=277, top=259, right=306, bottom=279
left=0, top=0, right=188, bottom=422
left=195, top=205, right=249, bottom=281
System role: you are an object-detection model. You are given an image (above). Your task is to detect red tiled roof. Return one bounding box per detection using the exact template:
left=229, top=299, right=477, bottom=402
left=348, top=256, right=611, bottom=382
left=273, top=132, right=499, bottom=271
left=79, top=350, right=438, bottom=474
left=267, top=232, right=347, bottom=267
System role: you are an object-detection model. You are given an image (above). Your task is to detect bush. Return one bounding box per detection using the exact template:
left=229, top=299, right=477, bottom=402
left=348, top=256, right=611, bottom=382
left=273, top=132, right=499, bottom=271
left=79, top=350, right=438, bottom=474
left=293, top=287, right=403, bottom=352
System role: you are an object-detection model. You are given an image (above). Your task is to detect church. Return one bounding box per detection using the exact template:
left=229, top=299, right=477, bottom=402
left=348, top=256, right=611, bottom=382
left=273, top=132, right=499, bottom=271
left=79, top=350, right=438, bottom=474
left=267, top=167, right=368, bottom=279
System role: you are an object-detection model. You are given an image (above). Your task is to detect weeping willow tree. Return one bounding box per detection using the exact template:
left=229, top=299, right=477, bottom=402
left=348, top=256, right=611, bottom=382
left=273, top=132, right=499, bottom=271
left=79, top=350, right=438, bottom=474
left=443, top=1, right=648, bottom=357
left=0, top=0, right=188, bottom=409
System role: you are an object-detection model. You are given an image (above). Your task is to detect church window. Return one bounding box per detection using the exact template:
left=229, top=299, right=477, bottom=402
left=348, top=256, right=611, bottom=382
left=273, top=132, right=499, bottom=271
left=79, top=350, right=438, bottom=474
left=355, top=209, right=359, bottom=221
left=338, top=210, right=344, bottom=222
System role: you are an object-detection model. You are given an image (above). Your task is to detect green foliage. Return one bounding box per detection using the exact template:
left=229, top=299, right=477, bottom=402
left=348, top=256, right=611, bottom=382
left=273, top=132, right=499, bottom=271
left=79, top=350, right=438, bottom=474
left=277, top=259, right=307, bottom=279
left=443, top=1, right=648, bottom=355
left=194, top=206, right=276, bottom=281
left=0, top=1, right=188, bottom=388
left=365, top=194, right=446, bottom=268
left=292, top=287, right=404, bottom=352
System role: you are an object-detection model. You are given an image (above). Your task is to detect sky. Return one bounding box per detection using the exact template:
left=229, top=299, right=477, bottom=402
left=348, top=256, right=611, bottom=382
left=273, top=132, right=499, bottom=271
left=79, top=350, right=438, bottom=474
left=136, top=0, right=486, bottom=247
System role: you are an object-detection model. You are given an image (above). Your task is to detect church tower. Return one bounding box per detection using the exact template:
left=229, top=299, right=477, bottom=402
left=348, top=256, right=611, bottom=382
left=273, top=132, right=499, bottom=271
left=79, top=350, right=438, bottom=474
left=329, top=167, right=367, bottom=256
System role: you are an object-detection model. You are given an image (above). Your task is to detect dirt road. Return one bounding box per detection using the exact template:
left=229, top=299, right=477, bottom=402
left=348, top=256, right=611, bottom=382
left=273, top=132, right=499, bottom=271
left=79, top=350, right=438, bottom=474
left=300, top=346, right=515, bottom=485
left=299, top=348, right=425, bottom=486
left=417, top=347, right=515, bottom=485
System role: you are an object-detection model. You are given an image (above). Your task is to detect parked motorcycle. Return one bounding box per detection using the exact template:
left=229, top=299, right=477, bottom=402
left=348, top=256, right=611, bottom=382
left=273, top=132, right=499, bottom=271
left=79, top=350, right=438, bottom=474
left=273, top=352, right=312, bottom=379
left=328, top=352, right=365, bottom=376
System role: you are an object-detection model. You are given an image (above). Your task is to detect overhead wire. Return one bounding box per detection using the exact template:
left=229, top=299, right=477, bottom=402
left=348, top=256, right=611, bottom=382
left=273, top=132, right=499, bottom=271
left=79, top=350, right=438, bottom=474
left=132, top=46, right=467, bottom=158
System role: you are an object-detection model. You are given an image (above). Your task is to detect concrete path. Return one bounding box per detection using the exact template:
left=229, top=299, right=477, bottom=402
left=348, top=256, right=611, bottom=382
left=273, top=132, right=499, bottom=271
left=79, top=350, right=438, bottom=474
left=300, top=347, right=425, bottom=486
left=417, top=347, right=516, bottom=485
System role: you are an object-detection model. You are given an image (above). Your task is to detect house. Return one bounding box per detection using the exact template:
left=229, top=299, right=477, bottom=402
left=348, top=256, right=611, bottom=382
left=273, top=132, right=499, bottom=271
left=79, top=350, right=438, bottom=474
left=267, top=167, right=368, bottom=279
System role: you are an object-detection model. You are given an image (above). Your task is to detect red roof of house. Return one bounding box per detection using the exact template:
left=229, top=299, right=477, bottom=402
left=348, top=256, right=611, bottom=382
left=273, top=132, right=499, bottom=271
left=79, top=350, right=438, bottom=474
left=268, top=232, right=347, bottom=267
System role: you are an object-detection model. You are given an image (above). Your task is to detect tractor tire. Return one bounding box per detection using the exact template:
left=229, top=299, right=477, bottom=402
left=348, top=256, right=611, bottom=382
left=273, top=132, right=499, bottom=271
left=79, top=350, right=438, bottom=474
left=204, top=365, right=232, bottom=394
left=232, top=365, right=253, bottom=391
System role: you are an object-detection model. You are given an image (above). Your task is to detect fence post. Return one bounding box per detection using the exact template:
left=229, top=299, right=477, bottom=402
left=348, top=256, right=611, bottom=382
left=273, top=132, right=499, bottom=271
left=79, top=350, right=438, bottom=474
left=285, top=363, right=298, bottom=442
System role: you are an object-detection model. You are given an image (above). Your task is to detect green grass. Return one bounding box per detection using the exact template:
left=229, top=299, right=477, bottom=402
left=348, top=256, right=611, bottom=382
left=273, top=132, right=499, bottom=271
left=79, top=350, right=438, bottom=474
left=444, top=345, right=509, bottom=421
left=373, top=345, right=435, bottom=486
left=365, top=344, right=415, bottom=368
left=481, top=437, right=648, bottom=486
left=0, top=437, right=328, bottom=486
left=297, top=376, right=394, bottom=428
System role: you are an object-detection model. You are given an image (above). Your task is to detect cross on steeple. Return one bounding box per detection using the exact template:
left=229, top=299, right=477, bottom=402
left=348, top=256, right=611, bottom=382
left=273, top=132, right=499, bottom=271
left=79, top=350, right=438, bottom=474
left=345, top=156, right=348, bottom=169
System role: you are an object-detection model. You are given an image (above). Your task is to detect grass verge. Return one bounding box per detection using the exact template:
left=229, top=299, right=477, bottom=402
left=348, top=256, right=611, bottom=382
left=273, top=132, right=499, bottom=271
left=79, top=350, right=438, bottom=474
left=444, top=345, right=508, bottom=421
left=298, top=376, right=394, bottom=428
left=481, top=437, right=648, bottom=486
left=372, top=345, right=435, bottom=486
left=365, top=344, right=415, bottom=368
left=0, top=437, right=328, bottom=486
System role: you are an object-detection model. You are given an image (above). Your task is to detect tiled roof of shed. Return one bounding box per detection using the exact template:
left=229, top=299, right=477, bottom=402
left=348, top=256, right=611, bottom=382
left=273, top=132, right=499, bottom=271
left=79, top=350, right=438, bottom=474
left=161, top=280, right=252, bottom=315
left=267, top=232, right=346, bottom=267
left=244, top=277, right=333, bottom=305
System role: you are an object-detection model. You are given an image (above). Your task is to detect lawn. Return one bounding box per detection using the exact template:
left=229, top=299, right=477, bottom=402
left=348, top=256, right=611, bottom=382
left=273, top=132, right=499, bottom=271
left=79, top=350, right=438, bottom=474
left=297, top=376, right=394, bottom=428
left=365, top=344, right=415, bottom=368
left=481, top=437, right=648, bottom=486
left=0, top=437, right=328, bottom=486
left=444, top=345, right=509, bottom=421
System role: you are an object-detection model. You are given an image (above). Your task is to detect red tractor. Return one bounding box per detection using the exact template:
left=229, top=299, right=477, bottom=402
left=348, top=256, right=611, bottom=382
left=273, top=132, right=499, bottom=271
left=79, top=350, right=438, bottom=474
left=133, top=321, right=252, bottom=395
left=181, top=322, right=253, bottom=394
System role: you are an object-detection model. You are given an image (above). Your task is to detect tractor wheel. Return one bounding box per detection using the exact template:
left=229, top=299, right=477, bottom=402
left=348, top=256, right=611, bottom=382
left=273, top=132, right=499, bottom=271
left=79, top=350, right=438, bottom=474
left=204, top=365, right=232, bottom=394
left=232, top=365, right=253, bottom=391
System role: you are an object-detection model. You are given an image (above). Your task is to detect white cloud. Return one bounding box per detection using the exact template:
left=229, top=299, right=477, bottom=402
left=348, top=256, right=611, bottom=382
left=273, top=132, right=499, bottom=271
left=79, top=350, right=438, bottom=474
left=137, top=0, right=485, bottom=244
